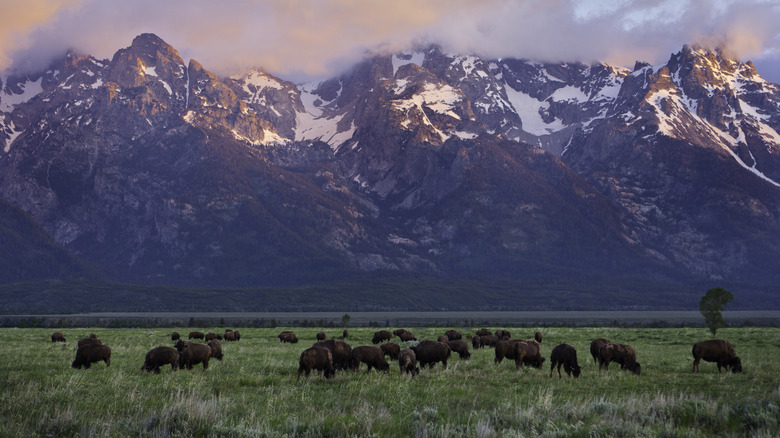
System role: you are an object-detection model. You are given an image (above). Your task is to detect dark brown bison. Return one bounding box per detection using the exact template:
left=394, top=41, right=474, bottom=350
left=51, top=332, right=66, bottom=343
left=298, top=346, right=335, bottom=382
left=77, top=336, right=102, bottom=348
left=278, top=331, right=298, bottom=344
left=549, top=343, right=581, bottom=378
left=437, top=335, right=449, bottom=343
left=175, top=340, right=211, bottom=370
left=72, top=344, right=111, bottom=369
left=171, top=332, right=181, bottom=341
left=233, top=330, right=241, bottom=341
left=313, top=339, right=354, bottom=370
left=447, top=340, right=471, bottom=360
left=223, top=331, right=236, bottom=342
left=380, top=342, right=400, bottom=360
left=590, top=338, right=610, bottom=365
left=471, top=335, right=483, bottom=349
left=475, top=328, right=492, bottom=337
left=399, top=331, right=417, bottom=342
left=208, top=339, right=223, bottom=361
left=188, top=331, right=205, bottom=340
left=372, top=330, right=392, bottom=344
left=342, top=329, right=348, bottom=339
left=598, top=342, right=641, bottom=375
left=479, top=334, right=499, bottom=347
left=411, top=340, right=451, bottom=370
left=692, top=339, right=742, bottom=373
left=352, top=346, right=390, bottom=373
left=444, top=330, right=462, bottom=341
left=399, top=349, right=419, bottom=377
left=513, top=340, right=545, bottom=370
left=205, top=333, right=221, bottom=341
left=494, top=339, right=523, bottom=364
left=316, top=331, right=326, bottom=341
left=495, top=329, right=511, bottom=340
left=141, top=346, right=179, bottom=374
left=534, top=331, right=543, bottom=343
left=393, top=329, right=407, bottom=337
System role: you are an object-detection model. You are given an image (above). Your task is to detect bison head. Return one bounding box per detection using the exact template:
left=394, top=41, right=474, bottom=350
left=730, top=357, right=743, bottom=373
left=623, top=361, right=641, bottom=375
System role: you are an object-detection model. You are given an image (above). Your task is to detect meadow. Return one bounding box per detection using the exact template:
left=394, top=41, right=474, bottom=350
left=0, top=326, right=778, bottom=437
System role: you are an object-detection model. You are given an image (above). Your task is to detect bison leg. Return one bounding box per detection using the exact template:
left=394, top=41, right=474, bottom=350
left=202, top=359, right=209, bottom=370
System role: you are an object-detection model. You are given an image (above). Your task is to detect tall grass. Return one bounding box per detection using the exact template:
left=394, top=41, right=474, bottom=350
left=0, top=327, right=777, bottom=437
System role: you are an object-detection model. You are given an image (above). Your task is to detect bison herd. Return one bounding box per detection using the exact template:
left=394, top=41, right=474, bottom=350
left=52, top=328, right=743, bottom=379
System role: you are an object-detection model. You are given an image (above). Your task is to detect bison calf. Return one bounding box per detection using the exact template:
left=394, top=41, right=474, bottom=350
left=598, top=342, right=641, bottom=375
left=399, top=349, right=419, bottom=377
left=352, top=346, right=390, bottom=373
left=278, top=331, right=298, bottom=343
left=72, top=344, right=111, bottom=369
left=142, top=346, right=179, bottom=374
left=692, top=339, right=742, bottom=373
left=298, top=346, right=335, bottom=381
left=549, top=343, right=581, bottom=378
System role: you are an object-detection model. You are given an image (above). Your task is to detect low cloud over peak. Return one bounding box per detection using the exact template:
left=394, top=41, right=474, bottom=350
left=1, top=0, right=779, bottom=83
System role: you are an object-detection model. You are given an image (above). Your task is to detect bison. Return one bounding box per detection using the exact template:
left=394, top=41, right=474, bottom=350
left=141, top=346, right=179, bottom=374
left=233, top=330, right=241, bottom=341
left=399, top=331, right=417, bottom=342
left=313, top=339, right=354, bottom=370
left=479, top=334, right=499, bottom=348
left=316, top=331, right=327, bottom=341
left=534, top=331, right=543, bottom=344
left=352, top=346, right=390, bottom=373
left=513, top=340, right=545, bottom=370
left=437, top=335, right=449, bottom=343
left=380, top=342, right=401, bottom=360
left=494, top=339, right=524, bottom=364
left=371, top=330, right=392, bottom=344
left=205, top=333, right=221, bottom=341
left=298, top=346, right=335, bottom=381
left=51, top=332, right=66, bottom=343
left=475, top=328, right=492, bottom=337
left=692, top=339, right=742, bottom=373
left=188, top=331, right=205, bottom=340
left=444, top=330, right=462, bottom=341
left=399, top=349, right=420, bottom=377
left=447, top=340, right=471, bottom=360
left=411, top=340, right=451, bottom=370
left=392, top=329, right=407, bottom=337
left=72, top=344, right=111, bottom=369
left=590, top=338, right=611, bottom=365
left=175, top=340, right=211, bottom=370
left=549, top=343, right=581, bottom=378
left=223, top=331, right=236, bottom=342
left=495, top=329, right=511, bottom=340
left=278, top=331, right=298, bottom=344
left=598, top=342, right=641, bottom=375
left=77, top=336, right=102, bottom=348
left=342, top=329, right=349, bottom=339
left=171, top=332, right=181, bottom=341
left=471, top=335, right=482, bottom=349
left=208, top=339, right=223, bottom=361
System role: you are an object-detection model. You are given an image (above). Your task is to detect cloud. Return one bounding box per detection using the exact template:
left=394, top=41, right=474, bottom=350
left=1, top=0, right=779, bottom=83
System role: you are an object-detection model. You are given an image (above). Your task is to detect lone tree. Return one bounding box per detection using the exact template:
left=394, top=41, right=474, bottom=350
left=699, top=287, right=734, bottom=337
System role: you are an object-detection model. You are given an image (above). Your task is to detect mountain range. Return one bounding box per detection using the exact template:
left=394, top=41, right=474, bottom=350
left=1, top=33, right=778, bottom=310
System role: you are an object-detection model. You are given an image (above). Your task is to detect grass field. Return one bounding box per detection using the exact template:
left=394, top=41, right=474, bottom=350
left=1, top=326, right=778, bottom=437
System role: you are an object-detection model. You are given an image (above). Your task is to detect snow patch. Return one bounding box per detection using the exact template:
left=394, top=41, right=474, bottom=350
left=0, top=77, right=43, bottom=112
left=392, top=52, right=425, bottom=76
left=550, top=85, right=588, bottom=103
left=504, top=86, right=565, bottom=135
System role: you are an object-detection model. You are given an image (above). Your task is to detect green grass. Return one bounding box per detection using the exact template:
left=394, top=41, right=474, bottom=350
left=1, top=327, right=778, bottom=437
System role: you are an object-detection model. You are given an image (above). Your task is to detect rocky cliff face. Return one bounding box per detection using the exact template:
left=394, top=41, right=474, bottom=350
left=1, top=35, right=778, bottom=296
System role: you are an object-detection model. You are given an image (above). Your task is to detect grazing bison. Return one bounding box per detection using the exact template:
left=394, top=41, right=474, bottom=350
left=437, top=335, right=449, bottom=343
left=393, top=329, right=407, bottom=337
left=692, top=339, right=742, bottom=373
left=590, top=338, right=611, bottom=365
left=72, top=344, right=111, bottom=369
left=475, top=328, right=492, bottom=337
left=208, top=339, right=223, bottom=361
left=342, top=329, right=349, bottom=339
left=598, top=342, right=641, bottom=375
left=51, top=332, right=66, bottom=343
left=298, top=346, right=335, bottom=382
left=316, top=332, right=326, bottom=341
left=534, top=331, right=543, bottom=343
left=141, top=346, right=179, bottom=374
left=380, top=342, right=401, bottom=360
left=471, top=335, right=482, bottom=349
left=513, top=340, right=545, bottom=370
left=447, top=340, right=471, bottom=360
left=411, top=340, right=451, bottom=370
left=494, top=339, right=523, bottom=364
left=399, top=349, right=420, bottom=377
left=444, top=330, right=462, bottom=341
left=479, top=334, right=500, bottom=348
left=399, top=331, right=417, bottom=342
left=205, top=333, right=221, bottom=341
left=175, top=340, right=211, bottom=370
left=233, top=330, right=241, bottom=341
left=495, top=329, right=511, bottom=340
left=171, top=332, right=181, bottom=341
left=549, top=343, right=581, bottom=378
left=223, top=331, right=236, bottom=342
left=188, top=331, right=205, bottom=340
left=352, top=346, right=390, bottom=373
left=372, top=330, right=393, bottom=344
left=278, top=331, right=298, bottom=344
left=313, top=339, right=354, bottom=370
